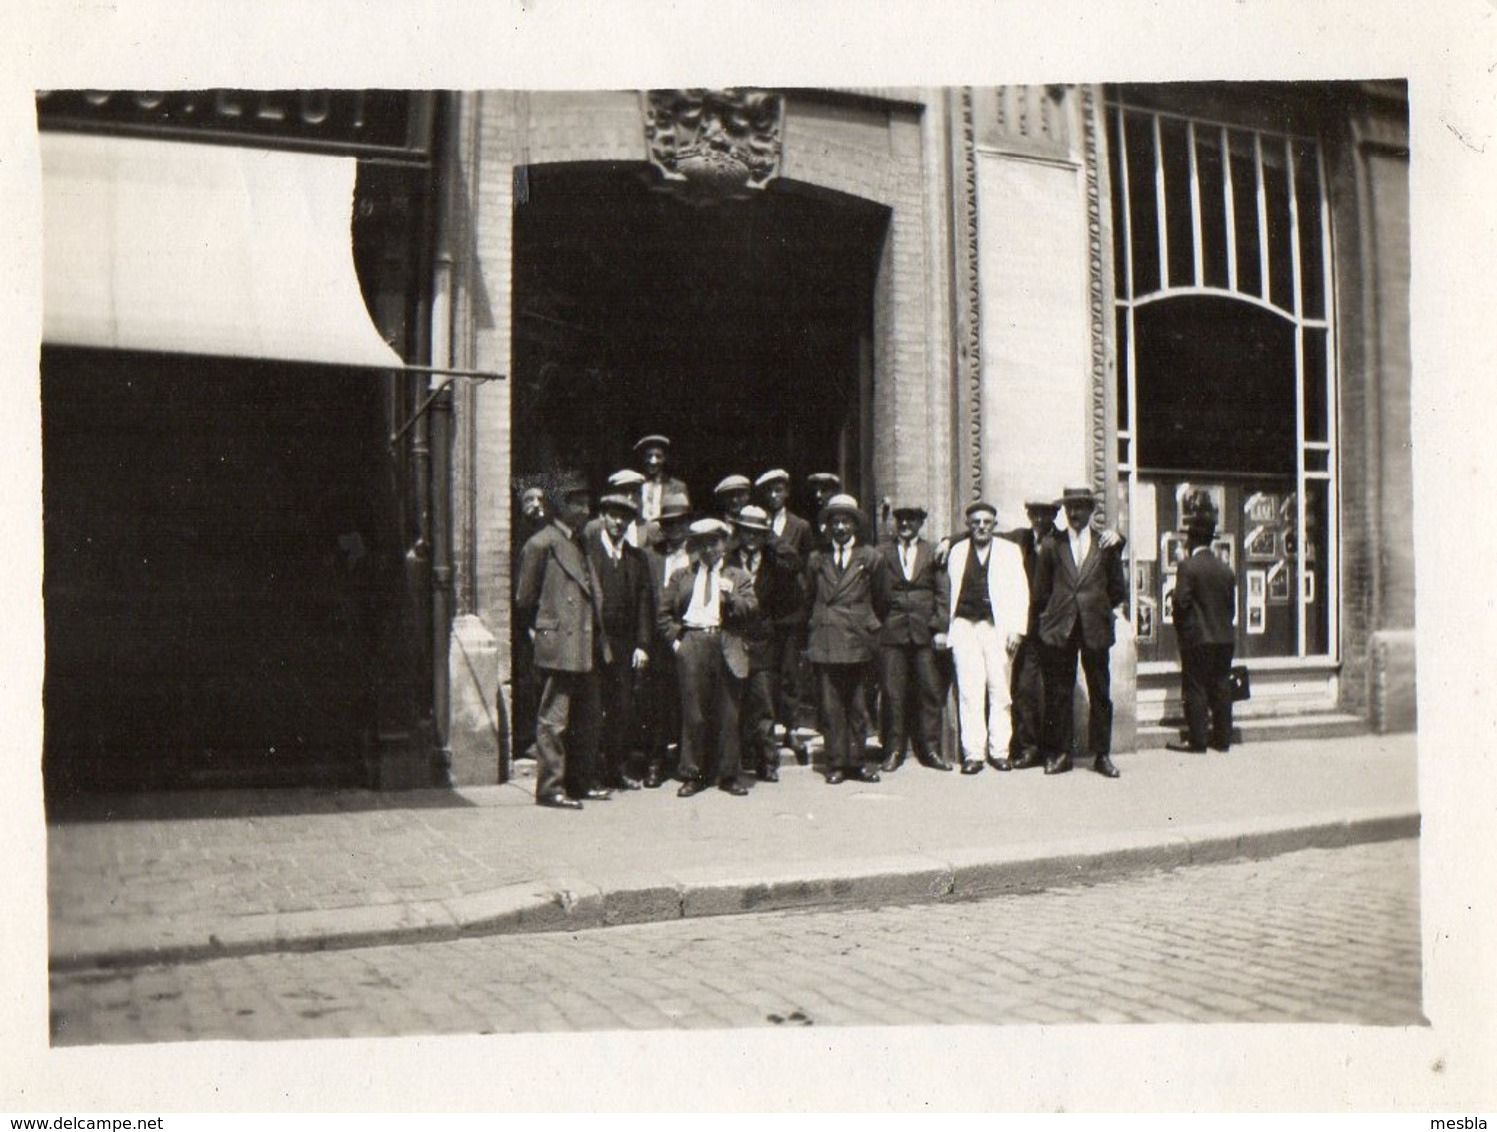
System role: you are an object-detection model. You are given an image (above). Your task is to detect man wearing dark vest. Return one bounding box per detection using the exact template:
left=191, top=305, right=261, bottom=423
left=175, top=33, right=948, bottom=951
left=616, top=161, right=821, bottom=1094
left=584, top=489, right=654, bottom=790
left=876, top=505, right=951, bottom=772
left=1167, top=505, right=1238, bottom=754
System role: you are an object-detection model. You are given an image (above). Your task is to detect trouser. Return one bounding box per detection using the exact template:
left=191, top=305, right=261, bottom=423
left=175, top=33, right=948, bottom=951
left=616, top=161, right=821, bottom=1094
left=879, top=642, right=943, bottom=761
left=742, top=665, right=780, bottom=773
left=776, top=632, right=810, bottom=734
left=675, top=629, right=744, bottom=784
left=595, top=651, right=639, bottom=784
left=639, top=642, right=679, bottom=775
left=1181, top=643, right=1235, bottom=749
left=534, top=667, right=600, bottom=799
left=1041, top=623, right=1113, bottom=758
left=947, top=616, right=1013, bottom=761
left=1008, top=636, right=1047, bottom=758
left=817, top=662, right=872, bottom=771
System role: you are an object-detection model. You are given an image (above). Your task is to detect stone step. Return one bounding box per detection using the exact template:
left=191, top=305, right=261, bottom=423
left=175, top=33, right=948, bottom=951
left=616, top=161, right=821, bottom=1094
left=1136, top=712, right=1370, bottom=750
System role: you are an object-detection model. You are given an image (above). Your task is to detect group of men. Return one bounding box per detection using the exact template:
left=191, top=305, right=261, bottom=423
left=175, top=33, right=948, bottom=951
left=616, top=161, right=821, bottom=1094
left=515, top=432, right=1228, bottom=811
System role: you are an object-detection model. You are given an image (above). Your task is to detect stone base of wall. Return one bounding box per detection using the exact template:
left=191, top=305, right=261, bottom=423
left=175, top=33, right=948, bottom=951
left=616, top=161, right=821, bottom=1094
left=448, top=613, right=503, bottom=786
left=1370, top=629, right=1417, bottom=734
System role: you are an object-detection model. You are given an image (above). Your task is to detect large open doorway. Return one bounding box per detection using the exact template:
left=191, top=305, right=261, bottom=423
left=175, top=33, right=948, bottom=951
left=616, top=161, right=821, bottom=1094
left=511, top=163, right=889, bottom=512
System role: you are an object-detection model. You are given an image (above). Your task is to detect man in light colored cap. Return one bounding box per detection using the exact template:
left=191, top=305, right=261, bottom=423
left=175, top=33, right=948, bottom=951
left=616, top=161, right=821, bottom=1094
left=656, top=518, right=758, bottom=797
left=754, top=467, right=814, bottom=762
left=804, top=494, right=890, bottom=785
left=806, top=472, right=842, bottom=552
left=639, top=492, right=694, bottom=787
left=943, top=500, right=1031, bottom=775
left=586, top=469, right=649, bottom=548
left=583, top=489, right=654, bottom=790
left=1031, top=486, right=1128, bottom=777
left=876, top=505, right=952, bottom=772
left=633, top=434, right=687, bottom=523
left=755, top=469, right=813, bottom=560
left=713, top=474, right=753, bottom=524
left=728, top=504, right=807, bottom=782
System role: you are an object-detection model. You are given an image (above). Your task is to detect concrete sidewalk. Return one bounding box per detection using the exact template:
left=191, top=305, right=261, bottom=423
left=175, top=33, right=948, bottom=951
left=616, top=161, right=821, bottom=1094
left=46, top=733, right=1419, bottom=970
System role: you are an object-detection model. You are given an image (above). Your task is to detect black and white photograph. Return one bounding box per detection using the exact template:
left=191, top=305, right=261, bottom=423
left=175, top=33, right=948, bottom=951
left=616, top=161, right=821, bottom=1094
left=3, top=0, right=1495, bottom=1120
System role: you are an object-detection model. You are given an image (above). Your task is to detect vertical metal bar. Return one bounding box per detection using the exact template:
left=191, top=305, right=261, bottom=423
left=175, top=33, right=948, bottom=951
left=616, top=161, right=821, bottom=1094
left=1254, top=131, right=1269, bottom=300
left=1115, top=102, right=1142, bottom=637
left=1319, top=141, right=1339, bottom=662
left=1153, top=115, right=1169, bottom=289
left=1223, top=126, right=1237, bottom=293
left=1188, top=120, right=1203, bottom=287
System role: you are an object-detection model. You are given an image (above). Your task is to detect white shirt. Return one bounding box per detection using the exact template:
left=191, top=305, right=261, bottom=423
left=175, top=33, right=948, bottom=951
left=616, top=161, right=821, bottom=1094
left=663, top=546, right=691, bottom=585
left=682, top=564, right=722, bottom=628
left=898, top=538, right=917, bottom=580
left=833, top=537, right=857, bottom=571
left=600, top=528, right=624, bottom=563
left=1068, top=525, right=1092, bottom=567
left=772, top=509, right=787, bottom=537
left=640, top=481, right=663, bottom=522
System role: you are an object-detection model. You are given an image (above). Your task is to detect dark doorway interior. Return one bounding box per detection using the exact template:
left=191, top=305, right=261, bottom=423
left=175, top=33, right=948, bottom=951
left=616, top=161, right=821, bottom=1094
left=511, top=163, right=889, bottom=513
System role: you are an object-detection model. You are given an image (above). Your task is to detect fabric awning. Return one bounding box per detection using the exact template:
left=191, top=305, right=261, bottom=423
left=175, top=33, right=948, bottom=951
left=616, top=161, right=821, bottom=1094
left=41, top=131, right=403, bottom=369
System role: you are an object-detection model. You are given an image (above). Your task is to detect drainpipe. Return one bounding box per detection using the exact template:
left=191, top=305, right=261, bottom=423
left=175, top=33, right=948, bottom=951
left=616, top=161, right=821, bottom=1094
left=427, top=92, right=458, bottom=785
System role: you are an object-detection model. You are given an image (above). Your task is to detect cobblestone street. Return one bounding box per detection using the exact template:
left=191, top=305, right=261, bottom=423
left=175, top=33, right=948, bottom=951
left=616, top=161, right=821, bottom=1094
left=49, top=840, right=1422, bottom=1044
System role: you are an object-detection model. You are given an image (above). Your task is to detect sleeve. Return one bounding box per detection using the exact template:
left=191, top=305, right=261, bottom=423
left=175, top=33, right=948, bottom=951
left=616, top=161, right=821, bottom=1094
left=1173, top=558, right=1196, bottom=626
left=515, top=534, right=546, bottom=627
left=632, top=558, right=653, bottom=652
left=1029, top=542, right=1055, bottom=632
left=657, top=573, right=684, bottom=645
left=1105, top=544, right=1128, bottom=608
left=869, top=551, right=892, bottom=622
left=931, top=559, right=951, bottom=634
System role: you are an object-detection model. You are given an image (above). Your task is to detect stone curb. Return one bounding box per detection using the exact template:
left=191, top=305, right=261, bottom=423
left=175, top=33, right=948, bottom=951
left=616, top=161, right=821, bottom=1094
left=49, top=808, right=1418, bottom=972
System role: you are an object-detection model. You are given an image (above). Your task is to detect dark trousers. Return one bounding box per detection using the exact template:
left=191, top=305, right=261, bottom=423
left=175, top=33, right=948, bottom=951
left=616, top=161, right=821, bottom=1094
left=818, top=662, right=871, bottom=770
left=1008, top=637, right=1047, bottom=758
left=676, top=630, right=744, bottom=784
left=879, top=643, right=942, bottom=761
left=639, top=643, right=679, bottom=775
left=595, top=651, right=639, bottom=784
left=1041, top=623, right=1113, bottom=758
left=742, top=664, right=781, bottom=774
left=1181, top=643, right=1235, bottom=749
left=534, top=667, right=600, bottom=799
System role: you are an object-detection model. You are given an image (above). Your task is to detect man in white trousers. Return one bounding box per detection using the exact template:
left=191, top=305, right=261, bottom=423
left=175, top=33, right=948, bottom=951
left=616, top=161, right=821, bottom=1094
left=943, top=501, right=1032, bottom=775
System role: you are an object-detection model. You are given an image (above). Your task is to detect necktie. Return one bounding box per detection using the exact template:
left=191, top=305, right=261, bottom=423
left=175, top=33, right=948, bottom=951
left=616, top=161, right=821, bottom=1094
left=836, top=547, right=846, bottom=572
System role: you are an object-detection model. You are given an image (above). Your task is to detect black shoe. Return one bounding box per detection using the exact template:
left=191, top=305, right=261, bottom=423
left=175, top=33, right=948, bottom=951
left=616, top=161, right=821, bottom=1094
left=1009, top=750, right=1043, bottom=770
left=881, top=752, right=905, bottom=773
left=758, top=765, right=780, bottom=783
left=1209, top=743, right=1231, bottom=753
left=677, top=779, right=708, bottom=798
left=1165, top=741, right=1208, bottom=754
left=789, top=735, right=812, bottom=766
left=1093, top=754, right=1121, bottom=778
left=1043, top=753, right=1073, bottom=775
left=537, top=792, right=583, bottom=810
left=719, top=780, right=750, bottom=796
left=577, top=787, right=613, bottom=801
left=643, top=765, right=666, bottom=789
left=614, top=775, right=643, bottom=790
left=987, top=755, right=1014, bottom=772
left=825, top=768, right=847, bottom=785
left=960, top=759, right=984, bottom=775
left=851, top=766, right=881, bottom=784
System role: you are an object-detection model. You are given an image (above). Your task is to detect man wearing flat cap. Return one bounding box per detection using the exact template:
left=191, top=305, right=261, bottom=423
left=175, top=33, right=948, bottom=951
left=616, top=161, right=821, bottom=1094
left=634, top=434, right=688, bottom=524
left=806, top=472, right=842, bottom=552
left=756, top=469, right=814, bottom=561
left=584, top=490, right=654, bottom=790
left=1168, top=504, right=1237, bottom=754
left=657, top=518, right=758, bottom=797
left=755, top=468, right=814, bottom=762
left=877, top=505, right=951, bottom=772
left=943, top=501, right=1032, bottom=775
left=1031, top=486, right=1129, bottom=777
left=713, top=474, right=753, bottom=524
left=586, top=469, right=649, bottom=549
left=639, top=492, right=694, bottom=787
left=515, top=472, right=614, bottom=809
left=729, top=505, right=807, bottom=782
left=804, top=494, right=890, bottom=785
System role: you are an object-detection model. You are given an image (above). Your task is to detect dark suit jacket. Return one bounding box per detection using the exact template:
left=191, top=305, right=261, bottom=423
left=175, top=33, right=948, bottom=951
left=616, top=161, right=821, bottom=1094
left=804, top=542, right=890, bottom=665
left=728, top=543, right=806, bottom=668
left=771, top=510, right=815, bottom=562
left=657, top=562, right=759, bottom=679
left=516, top=522, right=609, bottom=673
left=878, top=538, right=949, bottom=646
left=1031, top=529, right=1128, bottom=651
left=1173, top=547, right=1237, bottom=646
left=583, top=528, right=653, bottom=659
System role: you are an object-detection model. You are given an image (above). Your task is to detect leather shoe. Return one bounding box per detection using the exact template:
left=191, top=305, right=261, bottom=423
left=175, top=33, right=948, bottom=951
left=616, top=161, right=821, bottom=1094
left=614, top=775, right=643, bottom=790
left=578, top=787, right=613, bottom=801
left=881, top=752, right=904, bottom=773
left=1093, top=754, right=1121, bottom=778
left=1009, top=750, right=1044, bottom=770
left=1043, top=753, right=1073, bottom=775
left=788, top=735, right=812, bottom=766
left=758, top=764, right=780, bottom=783
left=719, top=780, right=750, bottom=796
left=960, top=759, right=984, bottom=775
left=824, top=768, right=847, bottom=785
left=643, top=765, right=666, bottom=789
left=677, top=779, right=708, bottom=798
left=536, top=792, right=583, bottom=811
left=1165, top=740, right=1207, bottom=754
left=987, top=755, right=1014, bottom=772
left=916, top=752, right=953, bottom=771
left=1209, top=743, right=1231, bottom=753
left=852, top=766, right=881, bottom=784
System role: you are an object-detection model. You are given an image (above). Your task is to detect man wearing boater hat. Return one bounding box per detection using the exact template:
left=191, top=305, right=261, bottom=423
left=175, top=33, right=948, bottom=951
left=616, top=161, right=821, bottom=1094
left=728, top=504, right=807, bottom=782
left=1031, top=486, right=1129, bottom=777
left=657, top=518, right=758, bottom=797
left=633, top=434, right=688, bottom=524
left=877, top=505, right=952, bottom=772
left=804, top=493, right=890, bottom=784
left=943, top=500, right=1032, bottom=774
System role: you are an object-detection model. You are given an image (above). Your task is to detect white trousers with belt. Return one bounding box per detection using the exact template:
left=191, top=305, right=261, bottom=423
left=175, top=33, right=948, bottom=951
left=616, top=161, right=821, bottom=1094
left=947, top=616, right=1013, bottom=761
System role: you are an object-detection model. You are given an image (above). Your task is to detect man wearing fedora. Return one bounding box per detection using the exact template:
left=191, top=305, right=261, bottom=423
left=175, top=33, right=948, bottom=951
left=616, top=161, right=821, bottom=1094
left=729, top=504, right=807, bottom=782
left=804, top=493, right=890, bottom=785
left=584, top=489, right=654, bottom=790
left=877, top=505, right=952, bottom=772
left=1031, top=486, right=1129, bottom=777
left=515, top=472, right=614, bottom=810
left=657, top=518, right=758, bottom=797
left=639, top=492, right=694, bottom=787
left=1168, top=504, right=1238, bottom=754
left=943, top=501, right=1032, bottom=775
left=634, top=434, right=688, bottom=525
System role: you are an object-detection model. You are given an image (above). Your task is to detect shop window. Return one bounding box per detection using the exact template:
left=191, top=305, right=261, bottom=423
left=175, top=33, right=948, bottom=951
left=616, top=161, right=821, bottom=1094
left=1109, top=94, right=1336, bottom=665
